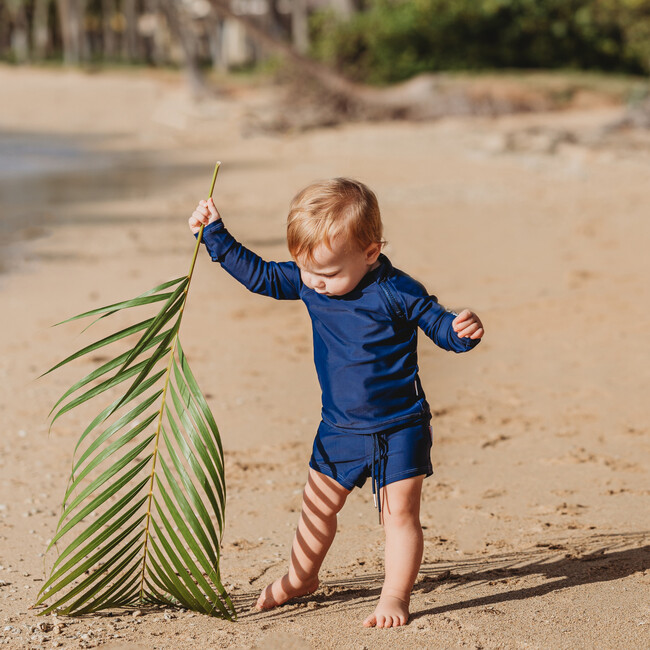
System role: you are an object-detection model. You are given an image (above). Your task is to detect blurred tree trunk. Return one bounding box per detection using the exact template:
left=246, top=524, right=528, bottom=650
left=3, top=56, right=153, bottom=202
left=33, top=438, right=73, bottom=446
left=291, top=0, right=308, bottom=54
left=144, top=0, right=166, bottom=66
left=267, top=0, right=288, bottom=40
left=158, top=0, right=206, bottom=96
left=205, top=10, right=225, bottom=72
left=32, top=0, right=52, bottom=60
left=101, top=0, right=117, bottom=59
left=57, top=0, right=86, bottom=64
left=7, top=0, right=30, bottom=62
left=122, top=0, right=138, bottom=60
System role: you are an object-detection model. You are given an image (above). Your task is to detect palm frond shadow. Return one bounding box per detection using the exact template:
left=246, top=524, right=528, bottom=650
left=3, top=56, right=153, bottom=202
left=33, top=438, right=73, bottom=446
left=233, top=531, right=649, bottom=622
left=35, top=164, right=235, bottom=619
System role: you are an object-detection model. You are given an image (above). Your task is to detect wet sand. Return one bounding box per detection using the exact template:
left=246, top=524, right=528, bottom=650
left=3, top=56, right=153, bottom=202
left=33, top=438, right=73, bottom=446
left=0, top=65, right=649, bottom=649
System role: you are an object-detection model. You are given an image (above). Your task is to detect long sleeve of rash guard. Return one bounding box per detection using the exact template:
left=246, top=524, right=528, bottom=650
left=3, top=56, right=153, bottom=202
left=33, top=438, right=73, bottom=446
left=197, top=220, right=302, bottom=300
left=389, top=271, right=480, bottom=353
left=413, top=296, right=479, bottom=352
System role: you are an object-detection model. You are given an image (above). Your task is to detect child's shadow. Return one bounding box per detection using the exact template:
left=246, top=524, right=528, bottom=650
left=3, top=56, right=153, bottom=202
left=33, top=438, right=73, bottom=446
left=410, top=530, right=649, bottom=620
left=235, top=531, right=649, bottom=620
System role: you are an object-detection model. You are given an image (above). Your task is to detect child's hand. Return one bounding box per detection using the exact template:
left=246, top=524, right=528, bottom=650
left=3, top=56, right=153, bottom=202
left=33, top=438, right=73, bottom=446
left=452, top=309, right=484, bottom=340
left=188, top=197, right=221, bottom=234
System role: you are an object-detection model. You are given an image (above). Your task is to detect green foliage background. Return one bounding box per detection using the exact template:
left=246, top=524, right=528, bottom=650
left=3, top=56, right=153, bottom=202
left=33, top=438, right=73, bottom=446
left=311, top=0, right=650, bottom=84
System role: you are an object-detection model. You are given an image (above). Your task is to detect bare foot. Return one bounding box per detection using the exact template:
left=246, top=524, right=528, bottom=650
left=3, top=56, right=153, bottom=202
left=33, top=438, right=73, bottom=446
left=255, top=574, right=319, bottom=611
left=363, top=594, right=410, bottom=628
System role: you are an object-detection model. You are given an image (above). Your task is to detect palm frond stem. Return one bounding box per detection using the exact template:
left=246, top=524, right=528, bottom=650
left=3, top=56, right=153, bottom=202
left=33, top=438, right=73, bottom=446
left=136, top=161, right=221, bottom=603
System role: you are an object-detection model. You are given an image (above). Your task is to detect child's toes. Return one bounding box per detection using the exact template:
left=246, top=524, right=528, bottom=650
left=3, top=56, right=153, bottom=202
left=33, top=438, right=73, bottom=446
left=254, top=586, right=275, bottom=610
left=363, top=613, right=377, bottom=627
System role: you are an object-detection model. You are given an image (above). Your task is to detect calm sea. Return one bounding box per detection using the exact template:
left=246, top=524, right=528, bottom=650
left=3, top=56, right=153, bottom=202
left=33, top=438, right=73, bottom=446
left=0, top=131, right=203, bottom=273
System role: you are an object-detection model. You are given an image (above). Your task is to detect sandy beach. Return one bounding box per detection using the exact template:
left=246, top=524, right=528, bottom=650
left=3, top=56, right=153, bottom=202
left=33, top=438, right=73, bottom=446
left=0, top=64, right=649, bottom=649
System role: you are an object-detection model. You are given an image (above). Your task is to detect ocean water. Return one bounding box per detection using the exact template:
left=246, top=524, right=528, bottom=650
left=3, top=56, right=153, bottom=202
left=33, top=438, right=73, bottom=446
left=0, top=132, right=108, bottom=179
left=0, top=131, right=204, bottom=272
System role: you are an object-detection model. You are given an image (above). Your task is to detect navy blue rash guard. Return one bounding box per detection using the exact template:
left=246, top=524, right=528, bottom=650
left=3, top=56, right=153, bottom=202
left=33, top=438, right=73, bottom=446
left=198, top=220, right=479, bottom=434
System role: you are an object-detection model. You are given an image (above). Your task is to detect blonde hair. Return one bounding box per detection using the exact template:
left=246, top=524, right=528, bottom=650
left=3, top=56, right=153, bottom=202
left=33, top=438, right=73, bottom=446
left=287, top=178, right=383, bottom=262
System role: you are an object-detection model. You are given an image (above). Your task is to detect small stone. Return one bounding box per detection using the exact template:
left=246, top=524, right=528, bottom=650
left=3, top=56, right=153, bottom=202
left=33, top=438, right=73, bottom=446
left=38, top=622, right=53, bottom=632
left=132, top=610, right=143, bottom=618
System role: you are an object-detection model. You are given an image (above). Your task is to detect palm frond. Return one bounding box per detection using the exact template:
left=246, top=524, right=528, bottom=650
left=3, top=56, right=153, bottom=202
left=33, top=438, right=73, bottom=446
left=36, top=162, right=235, bottom=619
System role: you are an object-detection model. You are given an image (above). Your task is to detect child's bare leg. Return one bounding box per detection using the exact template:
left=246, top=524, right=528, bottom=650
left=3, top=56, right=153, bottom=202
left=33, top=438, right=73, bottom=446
left=363, top=475, right=424, bottom=628
left=256, top=468, right=350, bottom=610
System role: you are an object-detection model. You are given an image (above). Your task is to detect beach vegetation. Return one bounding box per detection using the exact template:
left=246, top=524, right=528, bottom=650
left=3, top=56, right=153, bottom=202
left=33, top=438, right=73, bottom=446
left=309, top=0, right=650, bottom=85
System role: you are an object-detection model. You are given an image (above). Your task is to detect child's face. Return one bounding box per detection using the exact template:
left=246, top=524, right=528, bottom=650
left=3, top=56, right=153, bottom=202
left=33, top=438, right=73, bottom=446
left=297, top=236, right=381, bottom=297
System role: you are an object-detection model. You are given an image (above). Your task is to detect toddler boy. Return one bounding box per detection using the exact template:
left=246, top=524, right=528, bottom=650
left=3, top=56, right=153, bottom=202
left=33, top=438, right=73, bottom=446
left=189, top=178, right=483, bottom=627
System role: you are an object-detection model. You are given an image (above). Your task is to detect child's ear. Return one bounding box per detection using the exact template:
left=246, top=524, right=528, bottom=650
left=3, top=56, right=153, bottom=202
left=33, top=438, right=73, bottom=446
left=365, top=243, right=382, bottom=264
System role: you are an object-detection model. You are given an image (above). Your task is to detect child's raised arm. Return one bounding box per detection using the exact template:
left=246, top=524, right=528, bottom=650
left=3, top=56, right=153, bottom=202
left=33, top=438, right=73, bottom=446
left=190, top=197, right=302, bottom=301
left=189, top=197, right=221, bottom=234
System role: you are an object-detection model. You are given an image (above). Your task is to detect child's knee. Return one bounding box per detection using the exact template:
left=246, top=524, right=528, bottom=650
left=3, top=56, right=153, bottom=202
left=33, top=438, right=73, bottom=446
left=380, top=478, right=423, bottom=526
left=381, top=502, right=420, bottom=529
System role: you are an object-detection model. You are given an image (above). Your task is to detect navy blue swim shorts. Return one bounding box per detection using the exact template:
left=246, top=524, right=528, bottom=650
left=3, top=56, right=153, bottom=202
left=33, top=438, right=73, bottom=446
left=309, top=419, right=433, bottom=492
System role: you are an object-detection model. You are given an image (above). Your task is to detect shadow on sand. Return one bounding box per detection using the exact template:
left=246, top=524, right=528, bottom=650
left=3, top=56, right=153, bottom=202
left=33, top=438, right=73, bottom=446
left=233, top=530, right=649, bottom=621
